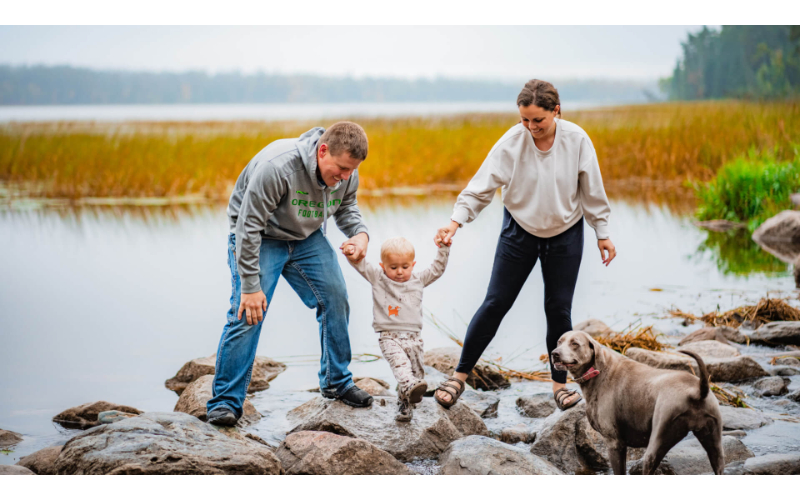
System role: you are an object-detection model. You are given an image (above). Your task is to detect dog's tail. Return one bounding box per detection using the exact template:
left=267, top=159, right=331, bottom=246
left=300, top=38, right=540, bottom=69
left=678, top=350, right=709, bottom=400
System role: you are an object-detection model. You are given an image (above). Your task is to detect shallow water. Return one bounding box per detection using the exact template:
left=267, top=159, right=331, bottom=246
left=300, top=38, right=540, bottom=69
left=1, top=196, right=798, bottom=467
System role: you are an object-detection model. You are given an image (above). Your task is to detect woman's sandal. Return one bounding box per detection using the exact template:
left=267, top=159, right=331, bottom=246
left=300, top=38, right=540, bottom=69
left=554, top=387, right=582, bottom=410
left=434, top=376, right=466, bottom=408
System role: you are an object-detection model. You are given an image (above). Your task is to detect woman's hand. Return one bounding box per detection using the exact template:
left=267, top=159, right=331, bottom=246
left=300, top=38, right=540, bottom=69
left=435, top=220, right=460, bottom=247
left=598, top=238, right=616, bottom=266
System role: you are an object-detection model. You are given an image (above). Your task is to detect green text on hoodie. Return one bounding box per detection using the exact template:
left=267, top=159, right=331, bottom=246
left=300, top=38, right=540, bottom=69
left=228, top=127, right=370, bottom=294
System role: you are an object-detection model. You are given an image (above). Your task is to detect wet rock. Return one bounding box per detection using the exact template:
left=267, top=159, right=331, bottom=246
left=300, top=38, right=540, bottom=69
left=286, top=396, right=488, bottom=462
left=165, top=354, right=286, bottom=395
left=752, top=376, right=790, bottom=397
left=719, top=405, right=773, bottom=430
left=728, top=453, right=800, bottom=475
left=678, top=340, right=740, bottom=359
left=354, top=376, right=392, bottom=396
left=629, top=436, right=753, bottom=475
left=722, top=430, right=747, bottom=438
left=499, top=423, right=537, bottom=444
left=0, top=428, right=23, bottom=447
left=751, top=322, right=800, bottom=346
left=18, top=446, right=63, bottom=475
left=460, top=390, right=500, bottom=418
left=439, top=435, right=562, bottom=475
left=516, top=393, right=557, bottom=418
left=787, top=390, right=800, bottom=403
left=529, top=403, right=609, bottom=473
left=769, top=366, right=800, bottom=376
left=423, top=347, right=510, bottom=391
left=573, top=319, right=613, bottom=337
left=752, top=210, right=800, bottom=243
left=174, top=375, right=261, bottom=427
left=276, top=431, right=410, bottom=475
left=678, top=326, right=746, bottom=345
left=0, top=465, right=35, bottom=475
left=625, top=349, right=769, bottom=381
left=694, top=220, right=747, bottom=232
left=53, top=412, right=282, bottom=475
left=98, top=410, right=138, bottom=424
left=53, top=401, right=143, bottom=430
left=774, top=356, right=800, bottom=367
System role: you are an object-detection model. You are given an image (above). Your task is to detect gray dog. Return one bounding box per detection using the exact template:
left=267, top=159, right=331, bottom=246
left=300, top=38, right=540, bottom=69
left=550, top=330, right=724, bottom=475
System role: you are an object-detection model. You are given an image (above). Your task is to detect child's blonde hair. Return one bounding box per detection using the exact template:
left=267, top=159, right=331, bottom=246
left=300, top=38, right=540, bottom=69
left=380, top=237, right=415, bottom=261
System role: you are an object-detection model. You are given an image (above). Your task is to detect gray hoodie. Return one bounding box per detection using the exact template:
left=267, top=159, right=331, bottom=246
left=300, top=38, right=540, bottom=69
left=228, top=127, right=369, bottom=294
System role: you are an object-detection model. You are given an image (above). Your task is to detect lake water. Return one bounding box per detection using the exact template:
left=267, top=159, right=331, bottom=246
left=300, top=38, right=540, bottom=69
left=0, top=101, right=619, bottom=123
left=1, top=196, right=798, bottom=466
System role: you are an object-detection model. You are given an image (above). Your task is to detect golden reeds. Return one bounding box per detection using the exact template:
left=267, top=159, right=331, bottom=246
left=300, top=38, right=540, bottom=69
left=593, top=325, right=671, bottom=355
left=2, top=101, right=799, bottom=210
left=710, top=383, right=750, bottom=408
left=669, top=297, right=800, bottom=328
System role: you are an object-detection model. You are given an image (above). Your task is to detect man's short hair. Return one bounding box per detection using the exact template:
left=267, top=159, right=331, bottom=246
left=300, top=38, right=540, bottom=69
left=380, top=237, right=415, bottom=262
left=319, top=121, right=369, bottom=161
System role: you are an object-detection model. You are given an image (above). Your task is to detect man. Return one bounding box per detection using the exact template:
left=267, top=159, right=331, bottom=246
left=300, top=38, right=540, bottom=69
left=207, top=122, right=374, bottom=426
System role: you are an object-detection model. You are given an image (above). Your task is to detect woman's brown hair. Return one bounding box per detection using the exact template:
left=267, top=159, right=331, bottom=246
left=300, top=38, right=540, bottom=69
left=516, top=79, right=561, bottom=118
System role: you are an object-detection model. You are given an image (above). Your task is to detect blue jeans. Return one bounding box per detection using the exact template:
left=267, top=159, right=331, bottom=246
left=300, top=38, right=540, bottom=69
left=207, top=230, right=355, bottom=418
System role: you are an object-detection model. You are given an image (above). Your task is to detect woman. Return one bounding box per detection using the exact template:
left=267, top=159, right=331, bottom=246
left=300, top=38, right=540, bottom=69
left=433, top=79, right=617, bottom=411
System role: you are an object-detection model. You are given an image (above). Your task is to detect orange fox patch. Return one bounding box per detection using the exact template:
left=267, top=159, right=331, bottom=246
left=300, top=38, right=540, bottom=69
left=388, top=306, right=400, bottom=317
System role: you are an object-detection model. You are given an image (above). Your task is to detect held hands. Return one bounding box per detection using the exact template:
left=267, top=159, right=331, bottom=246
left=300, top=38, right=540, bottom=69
left=238, top=291, right=268, bottom=325
left=435, top=220, right=460, bottom=247
left=339, top=232, right=369, bottom=263
left=598, top=238, right=617, bottom=266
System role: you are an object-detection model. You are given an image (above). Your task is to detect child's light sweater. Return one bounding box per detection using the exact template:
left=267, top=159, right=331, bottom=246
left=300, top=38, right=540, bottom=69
left=349, top=245, right=450, bottom=332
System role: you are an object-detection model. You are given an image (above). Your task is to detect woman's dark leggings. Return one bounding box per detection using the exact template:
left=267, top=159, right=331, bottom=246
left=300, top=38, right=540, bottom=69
left=455, top=208, right=584, bottom=384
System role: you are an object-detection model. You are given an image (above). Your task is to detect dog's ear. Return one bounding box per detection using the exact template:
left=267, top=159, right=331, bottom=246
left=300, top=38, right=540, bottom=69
left=585, top=332, right=608, bottom=370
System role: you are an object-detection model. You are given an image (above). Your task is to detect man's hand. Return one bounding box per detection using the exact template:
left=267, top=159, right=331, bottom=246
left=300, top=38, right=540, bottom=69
left=340, top=232, right=369, bottom=263
left=435, top=220, right=460, bottom=247
left=598, top=239, right=617, bottom=267
left=238, top=291, right=268, bottom=325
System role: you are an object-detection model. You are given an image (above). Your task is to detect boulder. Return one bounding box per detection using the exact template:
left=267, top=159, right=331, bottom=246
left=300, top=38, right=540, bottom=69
left=529, top=403, right=609, bottom=473
left=53, top=401, right=143, bottom=430
left=174, top=375, right=261, bottom=427
left=573, top=319, right=614, bottom=337
left=719, top=405, right=773, bottom=430
left=287, top=396, right=488, bottom=462
left=752, top=376, right=790, bottom=397
left=165, top=354, right=286, bottom=394
left=788, top=390, right=800, bottom=403
left=18, top=446, right=63, bottom=475
left=460, top=390, right=500, bottom=418
left=439, top=435, right=562, bottom=475
left=0, top=465, right=35, bottom=475
left=769, top=366, right=800, bottom=376
left=678, top=326, right=746, bottom=345
left=516, top=393, right=557, bottom=418
left=98, top=410, right=138, bottom=424
left=276, top=431, right=410, bottom=475
left=629, top=436, right=753, bottom=475
left=53, top=412, right=282, bottom=475
left=722, top=430, right=748, bottom=438
left=0, top=429, right=23, bottom=447
left=774, top=356, right=800, bottom=367
left=678, top=340, right=740, bottom=359
left=422, top=366, right=449, bottom=397
left=354, top=376, right=392, bottom=396
left=499, top=423, right=537, bottom=445
left=625, top=348, right=769, bottom=381
left=728, top=453, right=800, bottom=475
left=423, top=347, right=510, bottom=391
left=751, top=322, right=800, bottom=346
left=752, top=210, right=800, bottom=243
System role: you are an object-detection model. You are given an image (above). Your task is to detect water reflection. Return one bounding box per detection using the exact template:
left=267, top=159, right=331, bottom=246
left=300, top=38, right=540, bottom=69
left=695, top=228, right=789, bottom=277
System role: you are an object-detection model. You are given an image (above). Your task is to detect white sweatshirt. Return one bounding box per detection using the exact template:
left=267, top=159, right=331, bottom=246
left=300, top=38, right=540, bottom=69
left=349, top=245, right=449, bottom=333
left=451, top=119, right=611, bottom=239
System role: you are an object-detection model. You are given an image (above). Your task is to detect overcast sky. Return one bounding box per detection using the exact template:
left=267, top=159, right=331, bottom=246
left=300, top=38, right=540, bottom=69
left=0, top=26, right=708, bottom=80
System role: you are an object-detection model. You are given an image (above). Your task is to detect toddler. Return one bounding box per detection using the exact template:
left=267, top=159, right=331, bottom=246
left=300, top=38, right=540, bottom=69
left=345, top=237, right=450, bottom=421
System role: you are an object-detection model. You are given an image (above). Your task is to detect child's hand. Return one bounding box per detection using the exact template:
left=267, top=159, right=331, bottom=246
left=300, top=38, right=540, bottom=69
left=341, top=244, right=356, bottom=257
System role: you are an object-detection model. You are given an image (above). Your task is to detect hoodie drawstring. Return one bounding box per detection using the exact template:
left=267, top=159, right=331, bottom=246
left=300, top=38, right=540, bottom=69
left=323, top=190, right=328, bottom=236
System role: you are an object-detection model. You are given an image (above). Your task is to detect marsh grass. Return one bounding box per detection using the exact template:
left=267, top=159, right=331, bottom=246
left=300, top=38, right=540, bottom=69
left=669, top=297, right=800, bottom=328
left=2, top=101, right=799, bottom=206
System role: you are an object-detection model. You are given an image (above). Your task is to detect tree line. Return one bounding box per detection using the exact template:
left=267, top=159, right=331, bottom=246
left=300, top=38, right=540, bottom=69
left=662, top=25, right=800, bottom=100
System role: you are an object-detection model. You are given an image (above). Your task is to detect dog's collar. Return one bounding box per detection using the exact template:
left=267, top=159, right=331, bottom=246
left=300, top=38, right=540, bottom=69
left=573, top=366, right=600, bottom=383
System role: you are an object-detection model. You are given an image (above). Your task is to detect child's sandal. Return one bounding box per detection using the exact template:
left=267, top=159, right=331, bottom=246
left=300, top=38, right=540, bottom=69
left=407, top=380, right=428, bottom=405
left=434, top=376, right=466, bottom=408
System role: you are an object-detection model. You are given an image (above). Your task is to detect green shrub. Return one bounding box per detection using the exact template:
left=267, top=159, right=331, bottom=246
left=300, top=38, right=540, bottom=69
left=694, top=150, right=800, bottom=230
